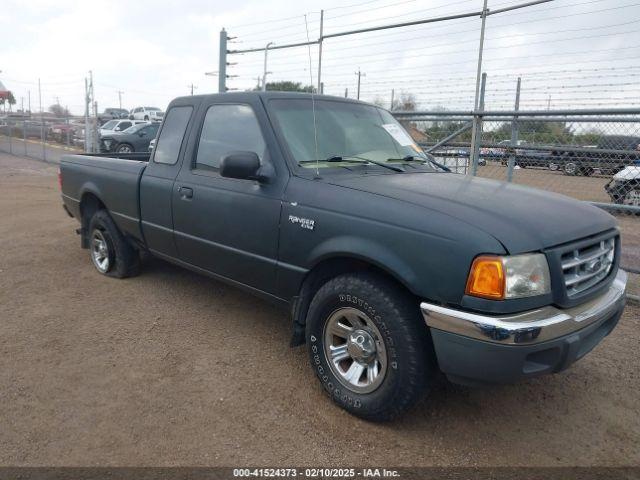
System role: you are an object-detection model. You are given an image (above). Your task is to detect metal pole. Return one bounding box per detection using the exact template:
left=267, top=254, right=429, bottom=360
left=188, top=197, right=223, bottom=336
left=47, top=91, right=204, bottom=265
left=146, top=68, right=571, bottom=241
left=317, top=9, right=324, bottom=93
left=356, top=69, right=362, bottom=99
left=117, top=90, right=123, bottom=109
left=28, top=90, right=31, bottom=115
left=262, top=42, right=274, bottom=92
left=219, top=29, right=227, bottom=93
left=93, top=100, right=99, bottom=153
left=345, top=88, right=348, bottom=98
left=507, top=78, right=521, bottom=182
left=473, top=0, right=488, bottom=112
left=38, top=78, right=42, bottom=114
left=390, top=89, right=395, bottom=110
left=84, top=78, right=89, bottom=152
left=470, top=73, right=486, bottom=176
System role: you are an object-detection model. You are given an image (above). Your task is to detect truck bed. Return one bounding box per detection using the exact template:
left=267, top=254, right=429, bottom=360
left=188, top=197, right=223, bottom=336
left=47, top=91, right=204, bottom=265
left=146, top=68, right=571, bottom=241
left=60, top=153, right=148, bottom=243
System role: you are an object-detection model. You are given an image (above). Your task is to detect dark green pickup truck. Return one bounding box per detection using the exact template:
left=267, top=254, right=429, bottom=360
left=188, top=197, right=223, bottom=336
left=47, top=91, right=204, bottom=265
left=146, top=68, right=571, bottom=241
left=60, top=92, right=627, bottom=421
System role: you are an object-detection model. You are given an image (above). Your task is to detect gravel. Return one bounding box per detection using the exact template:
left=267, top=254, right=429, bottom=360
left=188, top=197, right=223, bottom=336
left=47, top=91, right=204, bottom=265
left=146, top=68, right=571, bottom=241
left=0, top=153, right=638, bottom=467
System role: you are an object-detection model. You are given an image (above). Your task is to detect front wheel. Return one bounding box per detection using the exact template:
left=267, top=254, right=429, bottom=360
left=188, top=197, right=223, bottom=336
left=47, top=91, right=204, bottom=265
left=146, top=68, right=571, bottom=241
left=548, top=162, right=559, bottom=171
left=305, top=272, right=434, bottom=421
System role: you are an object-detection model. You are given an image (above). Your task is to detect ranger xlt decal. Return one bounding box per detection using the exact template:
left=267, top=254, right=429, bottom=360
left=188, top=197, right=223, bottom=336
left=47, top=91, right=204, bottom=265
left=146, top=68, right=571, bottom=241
left=288, top=215, right=315, bottom=231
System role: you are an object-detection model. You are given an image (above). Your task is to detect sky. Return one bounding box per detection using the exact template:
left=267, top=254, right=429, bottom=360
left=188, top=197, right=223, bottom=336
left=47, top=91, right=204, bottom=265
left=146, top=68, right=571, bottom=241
left=1, top=0, right=639, bottom=116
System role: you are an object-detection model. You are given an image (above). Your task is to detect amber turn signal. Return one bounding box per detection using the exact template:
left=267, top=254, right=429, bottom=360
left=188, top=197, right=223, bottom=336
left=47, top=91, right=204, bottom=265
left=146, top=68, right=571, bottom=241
left=465, top=256, right=505, bottom=300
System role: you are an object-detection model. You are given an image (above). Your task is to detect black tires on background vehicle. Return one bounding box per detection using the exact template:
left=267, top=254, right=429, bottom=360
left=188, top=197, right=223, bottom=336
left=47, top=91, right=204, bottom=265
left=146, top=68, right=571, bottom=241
left=88, top=210, right=140, bottom=278
left=115, top=143, right=134, bottom=153
left=305, top=272, right=434, bottom=421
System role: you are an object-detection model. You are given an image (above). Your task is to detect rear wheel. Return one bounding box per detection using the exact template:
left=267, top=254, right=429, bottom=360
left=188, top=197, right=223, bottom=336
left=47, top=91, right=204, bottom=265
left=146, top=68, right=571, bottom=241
left=116, top=143, right=134, bottom=153
left=563, top=162, right=578, bottom=175
left=305, top=272, right=434, bottom=421
left=88, top=210, right=140, bottom=278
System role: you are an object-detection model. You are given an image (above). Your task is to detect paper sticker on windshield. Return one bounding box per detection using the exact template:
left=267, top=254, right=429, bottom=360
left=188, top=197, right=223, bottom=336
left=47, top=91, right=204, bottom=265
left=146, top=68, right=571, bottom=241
left=382, top=123, right=414, bottom=146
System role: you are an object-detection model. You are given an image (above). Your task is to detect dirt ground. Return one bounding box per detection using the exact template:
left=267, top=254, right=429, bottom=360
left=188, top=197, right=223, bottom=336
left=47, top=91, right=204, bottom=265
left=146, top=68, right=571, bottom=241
left=0, top=153, right=638, bottom=467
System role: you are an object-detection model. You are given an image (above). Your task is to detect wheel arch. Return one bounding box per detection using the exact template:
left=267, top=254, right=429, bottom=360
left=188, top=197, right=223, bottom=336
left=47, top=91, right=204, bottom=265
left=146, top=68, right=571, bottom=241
left=79, top=189, right=107, bottom=248
left=289, top=251, right=420, bottom=347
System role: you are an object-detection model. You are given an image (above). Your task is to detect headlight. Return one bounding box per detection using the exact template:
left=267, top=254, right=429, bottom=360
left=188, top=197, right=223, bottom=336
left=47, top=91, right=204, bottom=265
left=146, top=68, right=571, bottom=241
left=466, top=254, right=551, bottom=300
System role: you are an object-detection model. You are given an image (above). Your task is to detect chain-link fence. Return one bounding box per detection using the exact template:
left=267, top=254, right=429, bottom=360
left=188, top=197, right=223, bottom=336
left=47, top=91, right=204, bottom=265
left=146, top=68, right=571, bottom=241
left=0, top=115, right=90, bottom=163
left=394, top=107, right=640, bottom=288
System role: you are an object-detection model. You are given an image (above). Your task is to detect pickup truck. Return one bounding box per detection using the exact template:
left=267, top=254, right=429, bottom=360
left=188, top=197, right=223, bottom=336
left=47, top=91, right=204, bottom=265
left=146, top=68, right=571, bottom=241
left=60, top=92, right=628, bottom=421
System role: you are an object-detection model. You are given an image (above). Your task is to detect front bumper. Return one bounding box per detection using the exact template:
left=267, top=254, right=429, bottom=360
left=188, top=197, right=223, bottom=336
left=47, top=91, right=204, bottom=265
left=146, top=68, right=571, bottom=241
left=421, top=269, right=627, bottom=385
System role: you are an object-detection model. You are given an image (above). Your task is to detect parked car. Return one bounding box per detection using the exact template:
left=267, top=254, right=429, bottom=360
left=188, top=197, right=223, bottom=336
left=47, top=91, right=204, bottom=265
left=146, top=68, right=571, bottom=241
left=100, top=122, right=159, bottom=153
left=14, top=120, right=45, bottom=139
left=49, top=122, right=83, bottom=144
left=99, top=119, right=146, bottom=137
left=605, top=161, right=640, bottom=207
left=60, top=92, right=627, bottom=421
left=129, top=106, right=164, bottom=122
left=551, top=136, right=640, bottom=176
left=98, top=108, right=129, bottom=124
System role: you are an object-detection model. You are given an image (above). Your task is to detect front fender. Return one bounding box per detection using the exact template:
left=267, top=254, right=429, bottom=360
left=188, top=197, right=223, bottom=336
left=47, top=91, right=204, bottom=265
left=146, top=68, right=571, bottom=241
left=307, top=235, right=420, bottom=294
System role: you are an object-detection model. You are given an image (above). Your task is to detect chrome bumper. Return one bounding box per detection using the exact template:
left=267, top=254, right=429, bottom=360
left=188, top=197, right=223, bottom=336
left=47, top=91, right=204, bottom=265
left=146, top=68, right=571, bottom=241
left=421, top=269, right=627, bottom=345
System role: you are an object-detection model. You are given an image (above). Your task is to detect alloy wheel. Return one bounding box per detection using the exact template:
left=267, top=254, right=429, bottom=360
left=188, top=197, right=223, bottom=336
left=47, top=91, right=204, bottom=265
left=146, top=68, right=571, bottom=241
left=323, top=307, right=388, bottom=394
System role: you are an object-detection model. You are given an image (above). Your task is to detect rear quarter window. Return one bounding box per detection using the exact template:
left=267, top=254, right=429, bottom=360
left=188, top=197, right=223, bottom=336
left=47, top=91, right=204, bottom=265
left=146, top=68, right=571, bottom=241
left=153, top=106, right=193, bottom=165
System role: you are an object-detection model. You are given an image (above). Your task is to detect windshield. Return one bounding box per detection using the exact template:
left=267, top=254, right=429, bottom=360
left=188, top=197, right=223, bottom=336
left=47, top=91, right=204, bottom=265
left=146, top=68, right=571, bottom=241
left=123, top=123, right=146, bottom=134
left=102, top=120, right=118, bottom=129
left=269, top=98, right=435, bottom=172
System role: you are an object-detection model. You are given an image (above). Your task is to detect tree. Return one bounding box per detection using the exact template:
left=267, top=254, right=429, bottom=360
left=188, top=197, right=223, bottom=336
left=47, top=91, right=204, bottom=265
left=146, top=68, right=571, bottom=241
left=391, top=92, right=417, bottom=112
left=48, top=104, right=70, bottom=117
left=6, top=92, right=16, bottom=112
left=256, top=81, right=315, bottom=93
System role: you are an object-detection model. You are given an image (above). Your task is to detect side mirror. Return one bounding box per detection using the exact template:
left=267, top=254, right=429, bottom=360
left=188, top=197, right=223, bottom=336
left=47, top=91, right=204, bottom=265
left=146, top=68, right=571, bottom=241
left=220, top=151, right=263, bottom=181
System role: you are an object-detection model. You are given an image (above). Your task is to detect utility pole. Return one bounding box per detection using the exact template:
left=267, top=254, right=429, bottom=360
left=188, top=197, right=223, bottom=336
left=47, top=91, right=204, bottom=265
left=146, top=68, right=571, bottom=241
left=218, top=29, right=227, bottom=93
left=188, top=84, right=197, bottom=95
left=84, top=77, right=89, bottom=152
left=38, top=78, right=42, bottom=114
left=355, top=69, right=365, bottom=100
left=344, top=88, right=348, bottom=98
left=317, top=9, right=324, bottom=92
left=117, top=90, right=123, bottom=109
left=390, top=89, right=395, bottom=110
left=262, top=42, right=274, bottom=92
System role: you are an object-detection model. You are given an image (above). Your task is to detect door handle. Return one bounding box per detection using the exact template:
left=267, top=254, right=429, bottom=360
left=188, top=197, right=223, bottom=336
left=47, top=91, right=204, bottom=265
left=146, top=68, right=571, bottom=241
left=178, top=186, right=193, bottom=200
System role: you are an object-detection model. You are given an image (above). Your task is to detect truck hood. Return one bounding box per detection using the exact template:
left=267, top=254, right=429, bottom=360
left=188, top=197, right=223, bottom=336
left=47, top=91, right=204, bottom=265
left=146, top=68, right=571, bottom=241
left=327, top=172, right=616, bottom=253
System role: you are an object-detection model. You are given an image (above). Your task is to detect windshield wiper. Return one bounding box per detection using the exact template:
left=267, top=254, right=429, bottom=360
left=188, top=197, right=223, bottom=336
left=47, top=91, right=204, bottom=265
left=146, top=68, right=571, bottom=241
left=300, top=155, right=404, bottom=173
left=387, top=154, right=451, bottom=173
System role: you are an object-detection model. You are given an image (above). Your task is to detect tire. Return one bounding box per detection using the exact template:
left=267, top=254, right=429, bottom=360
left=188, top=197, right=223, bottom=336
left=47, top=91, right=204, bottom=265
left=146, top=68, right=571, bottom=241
left=305, top=272, right=434, bottom=421
left=88, top=210, right=140, bottom=278
left=548, top=162, right=559, bottom=171
left=116, top=143, right=134, bottom=153
left=563, top=162, right=578, bottom=176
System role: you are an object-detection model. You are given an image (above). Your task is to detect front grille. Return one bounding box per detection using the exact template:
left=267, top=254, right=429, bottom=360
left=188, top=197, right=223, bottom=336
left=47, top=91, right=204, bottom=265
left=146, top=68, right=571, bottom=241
left=561, top=236, right=615, bottom=297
